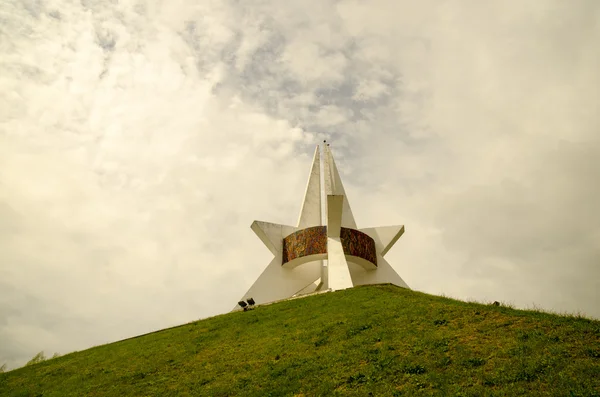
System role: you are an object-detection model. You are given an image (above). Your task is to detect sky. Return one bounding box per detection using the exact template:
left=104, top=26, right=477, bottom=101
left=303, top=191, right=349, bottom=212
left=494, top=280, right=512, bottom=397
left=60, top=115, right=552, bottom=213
left=1, top=0, right=599, bottom=370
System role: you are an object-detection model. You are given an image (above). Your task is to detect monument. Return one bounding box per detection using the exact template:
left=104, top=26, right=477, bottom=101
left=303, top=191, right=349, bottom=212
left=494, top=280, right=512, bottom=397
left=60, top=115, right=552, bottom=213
left=236, top=143, right=409, bottom=308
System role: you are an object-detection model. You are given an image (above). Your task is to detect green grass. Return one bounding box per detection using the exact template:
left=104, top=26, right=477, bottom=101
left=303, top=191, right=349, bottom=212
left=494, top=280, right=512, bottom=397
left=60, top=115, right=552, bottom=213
left=1, top=284, right=599, bottom=396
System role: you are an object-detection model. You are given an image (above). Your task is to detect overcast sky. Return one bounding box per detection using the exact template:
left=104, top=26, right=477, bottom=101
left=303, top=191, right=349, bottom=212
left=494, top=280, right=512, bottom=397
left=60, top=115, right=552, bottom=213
left=1, top=0, right=599, bottom=370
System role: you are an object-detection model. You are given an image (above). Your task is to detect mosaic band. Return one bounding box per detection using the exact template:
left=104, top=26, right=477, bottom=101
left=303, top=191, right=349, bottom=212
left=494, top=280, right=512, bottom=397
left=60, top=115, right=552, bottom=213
left=282, top=226, right=377, bottom=266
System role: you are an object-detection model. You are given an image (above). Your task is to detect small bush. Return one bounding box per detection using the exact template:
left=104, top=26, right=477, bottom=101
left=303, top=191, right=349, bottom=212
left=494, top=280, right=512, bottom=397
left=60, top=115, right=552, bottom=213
left=26, top=352, right=46, bottom=366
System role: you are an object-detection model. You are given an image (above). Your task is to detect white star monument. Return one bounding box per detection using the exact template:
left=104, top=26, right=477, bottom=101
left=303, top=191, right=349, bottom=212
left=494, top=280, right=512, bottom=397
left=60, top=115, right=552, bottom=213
left=237, top=143, right=409, bottom=307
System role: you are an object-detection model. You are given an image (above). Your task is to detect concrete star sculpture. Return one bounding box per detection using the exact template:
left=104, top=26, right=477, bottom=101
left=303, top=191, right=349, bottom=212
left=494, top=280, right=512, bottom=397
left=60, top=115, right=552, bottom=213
left=236, top=144, right=409, bottom=308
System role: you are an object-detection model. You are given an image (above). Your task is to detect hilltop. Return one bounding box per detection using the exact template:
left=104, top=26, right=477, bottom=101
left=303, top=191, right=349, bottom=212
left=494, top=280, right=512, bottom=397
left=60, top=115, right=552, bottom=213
left=1, top=284, right=599, bottom=396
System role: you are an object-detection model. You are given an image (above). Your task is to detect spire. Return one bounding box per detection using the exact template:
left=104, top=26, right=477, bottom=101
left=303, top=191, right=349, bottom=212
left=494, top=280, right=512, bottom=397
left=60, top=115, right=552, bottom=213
left=297, top=146, right=322, bottom=228
left=323, top=144, right=357, bottom=229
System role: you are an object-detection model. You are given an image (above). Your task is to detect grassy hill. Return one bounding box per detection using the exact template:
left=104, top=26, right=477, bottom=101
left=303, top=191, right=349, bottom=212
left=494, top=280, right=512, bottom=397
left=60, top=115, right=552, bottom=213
left=1, top=284, right=599, bottom=396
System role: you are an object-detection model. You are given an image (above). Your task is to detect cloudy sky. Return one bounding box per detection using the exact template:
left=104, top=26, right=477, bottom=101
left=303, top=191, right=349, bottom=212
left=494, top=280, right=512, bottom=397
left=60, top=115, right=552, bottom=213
left=1, top=0, right=599, bottom=369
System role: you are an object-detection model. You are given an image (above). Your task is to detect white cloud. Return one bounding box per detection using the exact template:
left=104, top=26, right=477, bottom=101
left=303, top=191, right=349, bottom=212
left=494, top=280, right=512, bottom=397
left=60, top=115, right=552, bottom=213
left=281, top=40, right=348, bottom=86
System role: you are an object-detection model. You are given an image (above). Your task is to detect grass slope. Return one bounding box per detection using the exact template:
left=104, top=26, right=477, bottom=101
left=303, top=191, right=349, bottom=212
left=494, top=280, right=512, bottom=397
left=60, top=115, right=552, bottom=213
left=1, top=284, right=599, bottom=396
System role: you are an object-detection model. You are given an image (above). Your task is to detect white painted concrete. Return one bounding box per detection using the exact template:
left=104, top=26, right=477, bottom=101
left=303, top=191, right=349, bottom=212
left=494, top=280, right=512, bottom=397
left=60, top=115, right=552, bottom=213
left=327, top=237, right=354, bottom=290
left=326, top=195, right=344, bottom=238
left=234, top=256, right=321, bottom=311
left=346, top=255, right=377, bottom=271
left=251, top=221, right=298, bottom=256
left=348, top=255, right=410, bottom=289
left=323, top=145, right=357, bottom=229
left=293, top=277, right=321, bottom=296
left=282, top=253, right=327, bottom=269
left=297, top=146, right=322, bottom=229
left=360, top=226, right=405, bottom=256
